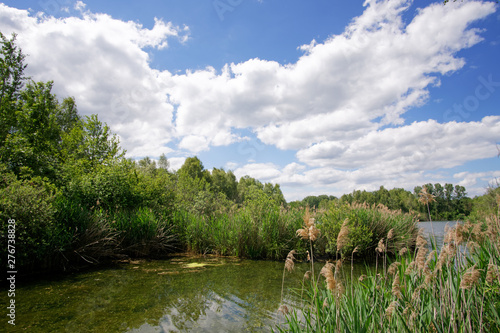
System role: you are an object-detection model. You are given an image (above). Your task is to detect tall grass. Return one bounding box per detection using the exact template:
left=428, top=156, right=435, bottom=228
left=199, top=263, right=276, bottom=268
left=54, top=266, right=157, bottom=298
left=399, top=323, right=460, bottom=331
left=318, top=202, right=420, bottom=258
left=277, top=201, right=500, bottom=332
left=172, top=205, right=308, bottom=259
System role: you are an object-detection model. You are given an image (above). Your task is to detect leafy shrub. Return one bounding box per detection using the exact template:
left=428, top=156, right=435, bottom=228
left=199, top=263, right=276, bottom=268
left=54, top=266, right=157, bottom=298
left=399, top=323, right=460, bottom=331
left=318, top=202, right=419, bottom=258
left=0, top=165, right=57, bottom=269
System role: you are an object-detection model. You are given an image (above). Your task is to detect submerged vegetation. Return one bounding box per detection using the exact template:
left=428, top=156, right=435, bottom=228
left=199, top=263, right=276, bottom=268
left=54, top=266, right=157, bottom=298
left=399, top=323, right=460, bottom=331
left=278, top=197, right=500, bottom=333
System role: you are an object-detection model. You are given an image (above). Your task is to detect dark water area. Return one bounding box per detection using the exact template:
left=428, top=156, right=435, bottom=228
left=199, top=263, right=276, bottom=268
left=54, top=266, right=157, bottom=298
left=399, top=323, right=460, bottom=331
left=2, top=221, right=456, bottom=332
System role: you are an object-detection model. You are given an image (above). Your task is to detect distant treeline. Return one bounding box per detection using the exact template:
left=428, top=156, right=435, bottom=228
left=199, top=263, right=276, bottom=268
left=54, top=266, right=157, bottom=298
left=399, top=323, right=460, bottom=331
left=291, top=183, right=474, bottom=221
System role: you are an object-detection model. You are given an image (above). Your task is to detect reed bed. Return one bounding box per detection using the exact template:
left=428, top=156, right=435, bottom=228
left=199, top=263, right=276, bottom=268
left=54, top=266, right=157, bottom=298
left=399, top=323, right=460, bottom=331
left=172, top=205, right=307, bottom=259
left=318, top=202, right=420, bottom=258
left=277, top=202, right=500, bottom=332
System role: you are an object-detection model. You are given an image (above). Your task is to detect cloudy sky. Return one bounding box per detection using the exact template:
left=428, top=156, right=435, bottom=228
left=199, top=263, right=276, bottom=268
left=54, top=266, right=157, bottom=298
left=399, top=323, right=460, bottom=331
left=1, top=0, right=499, bottom=201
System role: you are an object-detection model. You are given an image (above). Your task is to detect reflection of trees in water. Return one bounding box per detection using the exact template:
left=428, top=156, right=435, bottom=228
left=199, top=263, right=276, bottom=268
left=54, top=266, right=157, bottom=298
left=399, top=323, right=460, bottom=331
left=12, top=258, right=318, bottom=332
left=156, top=260, right=290, bottom=331
left=168, top=294, right=212, bottom=329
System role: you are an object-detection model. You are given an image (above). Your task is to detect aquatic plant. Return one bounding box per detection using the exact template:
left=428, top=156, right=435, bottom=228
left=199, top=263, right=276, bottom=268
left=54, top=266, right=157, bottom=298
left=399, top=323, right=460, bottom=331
left=318, top=202, right=419, bottom=258
left=277, top=202, right=500, bottom=333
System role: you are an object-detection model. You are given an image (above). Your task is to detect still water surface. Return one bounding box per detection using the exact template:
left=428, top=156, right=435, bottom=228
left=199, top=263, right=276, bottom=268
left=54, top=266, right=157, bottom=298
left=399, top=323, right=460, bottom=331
left=419, top=220, right=458, bottom=248
left=6, top=256, right=318, bottom=332
left=4, top=221, right=455, bottom=332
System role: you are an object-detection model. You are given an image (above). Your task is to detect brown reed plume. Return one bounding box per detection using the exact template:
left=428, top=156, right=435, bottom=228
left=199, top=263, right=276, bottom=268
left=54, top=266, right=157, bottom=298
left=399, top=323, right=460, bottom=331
left=337, top=218, right=350, bottom=254
left=486, top=263, right=499, bottom=284
left=385, top=301, right=397, bottom=320
left=388, top=261, right=401, bottom=276
left=419, top=186, right=436, bottom=244
left=392, top=272, right=402, bottom=299
left=376, top=238, right=386, bottom=274
left=296, top=207, right=320, bottom=300
left=320, top=262, right=336, bottom=291
left=280, top=249, right=296, bottom=307
left=460, top=265, right=480, bottom=290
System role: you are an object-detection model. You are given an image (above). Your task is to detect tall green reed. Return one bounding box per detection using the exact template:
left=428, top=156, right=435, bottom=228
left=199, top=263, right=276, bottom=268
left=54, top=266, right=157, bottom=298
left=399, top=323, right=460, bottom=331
left=277, top=204, right=500, bottom=333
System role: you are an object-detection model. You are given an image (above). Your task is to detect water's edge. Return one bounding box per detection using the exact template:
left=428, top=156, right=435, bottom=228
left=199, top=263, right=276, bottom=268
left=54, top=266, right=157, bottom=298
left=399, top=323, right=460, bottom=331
left=2, top=222, right=455, bottom=332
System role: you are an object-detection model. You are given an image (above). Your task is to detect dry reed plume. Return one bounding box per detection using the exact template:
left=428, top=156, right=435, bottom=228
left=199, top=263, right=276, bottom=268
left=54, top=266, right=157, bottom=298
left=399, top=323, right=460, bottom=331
left=336, top=218, right=350, bottom=254
left=460, top=265, right=480, bottom=290
left=278, top=195, right=500, bottom=333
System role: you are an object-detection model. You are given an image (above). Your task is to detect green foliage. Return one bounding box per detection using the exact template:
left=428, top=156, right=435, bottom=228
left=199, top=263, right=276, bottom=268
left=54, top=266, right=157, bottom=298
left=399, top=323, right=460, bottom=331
left=471, top=184, right=500, bottom=218
left=0, top=164, right=58, bottom=269
left=337, top=183, right=472, bottom=221
left=172, top=206, right=307, bottom=260
left=61, top=114, right=124, bottom=172
left=2, top=81, right=63, bottom=180
left=133, top=159, right=175, bottom=212
left=0, top=32, right=27, bottom=145
left=211, top=167, right=238, bottom=202
left=63, top=160, right=137, bottom=210
left=112, top=208, right=175, bottom=257
left=319, top=202, right=419, bottom=257
left=279, top=212, right=500, bottom=332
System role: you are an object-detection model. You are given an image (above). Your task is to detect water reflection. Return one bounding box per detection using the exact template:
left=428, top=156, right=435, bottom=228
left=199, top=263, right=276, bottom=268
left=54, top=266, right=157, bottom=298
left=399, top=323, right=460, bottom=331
left=7, top=226, right=443, bottom=332
left=6, top=257, right=327, bottom=332
left=418, top=221, right=458, bottom=249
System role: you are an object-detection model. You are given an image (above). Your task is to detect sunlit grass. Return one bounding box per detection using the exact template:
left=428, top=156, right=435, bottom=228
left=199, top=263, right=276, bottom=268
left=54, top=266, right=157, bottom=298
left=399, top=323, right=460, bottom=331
left=277, top=203, right=500, bottom=333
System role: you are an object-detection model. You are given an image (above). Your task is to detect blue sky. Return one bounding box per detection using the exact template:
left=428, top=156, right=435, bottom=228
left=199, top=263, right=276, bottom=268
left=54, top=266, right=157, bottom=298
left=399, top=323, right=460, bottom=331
left=1, top=0, right=499, bottom=201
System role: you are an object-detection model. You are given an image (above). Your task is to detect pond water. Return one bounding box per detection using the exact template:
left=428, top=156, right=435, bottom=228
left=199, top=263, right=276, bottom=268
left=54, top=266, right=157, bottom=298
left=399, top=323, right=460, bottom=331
left=4, top=255, right=367, bottom=333
left=3, top=221, right=456, bottom=332
left=418, top=220, right=458, bottom=249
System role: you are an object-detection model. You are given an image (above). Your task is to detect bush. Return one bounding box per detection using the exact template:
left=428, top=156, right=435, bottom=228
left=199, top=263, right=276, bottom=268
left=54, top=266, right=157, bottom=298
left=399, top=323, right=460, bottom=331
left=0, top=166, right=58, bottom=269
left=318, top=202, right=419, bottom=258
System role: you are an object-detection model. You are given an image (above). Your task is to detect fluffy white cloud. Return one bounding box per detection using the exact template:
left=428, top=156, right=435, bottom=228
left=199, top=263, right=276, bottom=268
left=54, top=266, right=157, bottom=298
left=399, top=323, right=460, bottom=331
left=167, top=0, right=496, bottom=153
left=234, top=163, right=282, bottom=182
left=0, top=1, right=498, bottom=200
left=297, top=116, right=500, bottom=170
left=235, top=116, right=500, bottom=200
left=167, top=157, right=187, bottom=172
left=453, top=170, right=500, bottom=195
left=0, top=3, right=189, bottom=158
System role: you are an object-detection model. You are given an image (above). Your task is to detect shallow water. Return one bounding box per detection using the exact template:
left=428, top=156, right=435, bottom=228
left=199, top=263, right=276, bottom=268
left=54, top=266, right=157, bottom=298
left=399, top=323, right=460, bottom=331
left=3, top=255, right=366, bottom=333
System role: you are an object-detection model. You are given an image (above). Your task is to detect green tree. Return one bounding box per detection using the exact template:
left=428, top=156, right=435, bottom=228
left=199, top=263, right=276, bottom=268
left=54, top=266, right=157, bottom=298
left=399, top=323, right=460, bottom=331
left=2, top=81, right=61, bottom=180
left=237, top=175, right=264, bottom=203
left=61, top=114, right=124, bottom=172
left=158, top=153, right=169, bottom=170
left=0, top=32, right=27, bottom=146
left=178, top=157, right=206, bottom=180
left=211, top=167, right=238, bottom=202
left=263, top=182, right=286, bottom=206
left=56, top=96, right=80, bottom=133
left=175, top=156, right=212, bottom=214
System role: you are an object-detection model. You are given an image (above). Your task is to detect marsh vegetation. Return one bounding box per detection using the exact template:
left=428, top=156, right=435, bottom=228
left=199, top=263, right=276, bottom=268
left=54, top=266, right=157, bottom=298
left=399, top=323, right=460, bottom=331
left=278, top=199, right=500, bottom=333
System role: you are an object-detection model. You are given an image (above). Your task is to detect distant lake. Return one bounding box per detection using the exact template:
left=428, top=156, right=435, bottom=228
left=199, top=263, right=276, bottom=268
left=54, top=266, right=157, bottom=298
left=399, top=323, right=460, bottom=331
left=418, top=220, right=458, bottom=248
